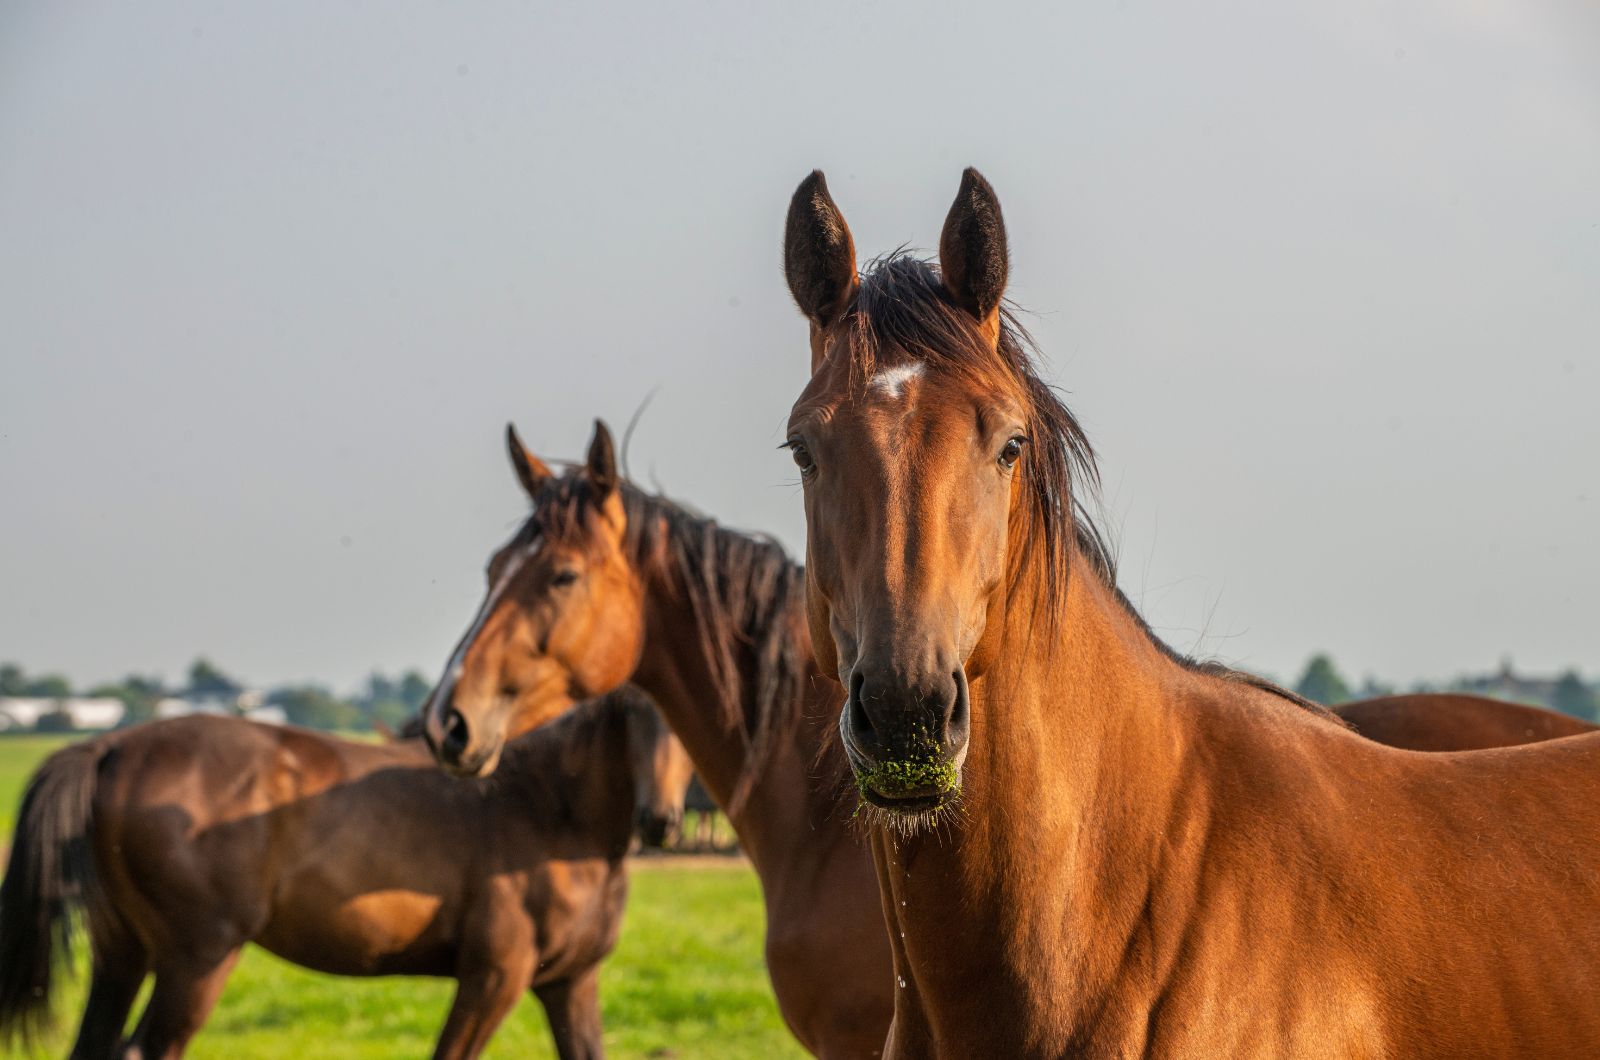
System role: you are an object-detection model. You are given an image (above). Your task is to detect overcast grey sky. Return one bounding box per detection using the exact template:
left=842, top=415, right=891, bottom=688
left=2, top=0, right=1596, bottom=694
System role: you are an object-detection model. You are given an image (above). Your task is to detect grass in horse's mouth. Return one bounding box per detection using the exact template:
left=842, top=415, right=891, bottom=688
left=852, top=754, right=963, bottom=837
left=855, top=753, right=961, bottom=801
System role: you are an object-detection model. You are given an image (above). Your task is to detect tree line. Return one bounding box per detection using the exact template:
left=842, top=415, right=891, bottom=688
left=1292, top=654, right=1600, bottom=722
left=6, top=654, right=1596, bottom=731
left=0, top=659, right=434, bottom=733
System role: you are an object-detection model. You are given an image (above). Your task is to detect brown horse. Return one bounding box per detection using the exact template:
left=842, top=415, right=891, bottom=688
left=1337, top=693, right=1595, bottom=751
left=419, top=422, right=890, bottom=1058
left=414, top=420, right=1598, bottom=1058
left=0, top=686, right=691, bottom=1060
left=780, top=167, right=1600, bottom=1057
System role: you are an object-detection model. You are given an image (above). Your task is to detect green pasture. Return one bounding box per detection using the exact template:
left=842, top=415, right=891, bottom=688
left=0, top=734, right=807, bottom=1059
left=0, top=735, right=77, bottom=838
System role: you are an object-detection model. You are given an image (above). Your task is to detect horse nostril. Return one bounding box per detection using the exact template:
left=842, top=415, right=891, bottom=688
left=944, top=670, right=970, bottom=746
left=842, top=697, right=885, bottom=770
left=847, top=671, right=878, bottom=741
left=441, top=708, right=471, bottom=758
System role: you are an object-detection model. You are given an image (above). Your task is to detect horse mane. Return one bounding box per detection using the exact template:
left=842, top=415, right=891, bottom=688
left=843, top=253, right=1338, bottom=724
left=519, top=472, right=813, bottom=812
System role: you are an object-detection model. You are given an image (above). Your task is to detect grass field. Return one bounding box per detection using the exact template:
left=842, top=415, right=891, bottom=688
left=0, top=734, right=809, bottom=1059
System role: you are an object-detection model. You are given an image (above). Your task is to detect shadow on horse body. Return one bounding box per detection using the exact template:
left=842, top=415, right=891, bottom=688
left=778, top=167, right=1600, bottom=1057
left=408, top=416, right=1597, bottom=1056
left=0, top=686, right=689, bottom=1060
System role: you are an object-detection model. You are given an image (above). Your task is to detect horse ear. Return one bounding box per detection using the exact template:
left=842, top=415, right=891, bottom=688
left=939, top=168, right=1009, bottom=334
left=784, top=170, right=859, bottom=331
left=585, top=419, right=618, bottom=499
left=506, top=423, right=552, bottom=500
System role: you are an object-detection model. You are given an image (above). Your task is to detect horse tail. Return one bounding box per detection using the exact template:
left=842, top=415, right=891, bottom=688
left=0, top=738, right=111, bottom=1047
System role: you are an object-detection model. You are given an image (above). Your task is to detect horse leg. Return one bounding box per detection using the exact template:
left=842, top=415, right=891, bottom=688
left=124, top=948, right=240, bottom=1060
left=68, top=945, right=149, bottom=1060
left=432, top=952, right=536, bottom=1060
left=534, top=967, right=604, bottom=1060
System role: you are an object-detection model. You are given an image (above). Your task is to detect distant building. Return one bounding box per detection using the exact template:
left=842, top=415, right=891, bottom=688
left=243, top=705, right=288, bottom=725
left=0, top=697, right=126, bottom=731
left=154, top=688, right=265, bottom=719
left=1455, top=658, right=1562, bottom=709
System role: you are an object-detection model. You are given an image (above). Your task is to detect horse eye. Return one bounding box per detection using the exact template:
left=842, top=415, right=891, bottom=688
left=998, top=436, right=1027, bottom=469
left=551, top=568, right=580, bottom=588
left=789, top=441, right=816, bottom=476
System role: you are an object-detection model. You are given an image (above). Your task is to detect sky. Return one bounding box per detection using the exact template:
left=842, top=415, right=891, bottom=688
left=1, top=0, right=1596, bottom=694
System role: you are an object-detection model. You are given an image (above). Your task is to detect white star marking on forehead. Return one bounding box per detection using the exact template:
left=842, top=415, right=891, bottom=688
left=870, top=362, right=925, bottom=400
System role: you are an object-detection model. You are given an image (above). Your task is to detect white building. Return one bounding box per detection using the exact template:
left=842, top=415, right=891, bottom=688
left=154, top=688, right=265, bottom=720
left=0, top=697, right=126, bottom=731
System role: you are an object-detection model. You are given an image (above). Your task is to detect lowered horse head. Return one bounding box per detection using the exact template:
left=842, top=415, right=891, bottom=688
left=783, top=169, right=1102, bottom=829
left=423, top=421, right=646, bottom=777
left=615, top=686, right=695, bottom=848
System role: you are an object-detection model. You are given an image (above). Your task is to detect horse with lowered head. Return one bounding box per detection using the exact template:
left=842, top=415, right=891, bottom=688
left=0, top=685, right=691, bottom=1060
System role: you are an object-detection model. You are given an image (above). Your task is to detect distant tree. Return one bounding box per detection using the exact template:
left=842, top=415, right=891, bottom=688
left=366, top=697, right=416, bottom=732
left=364, top=672, right=398, bottom=706
left=1354, top=675, right=1396, bottom=700
left=268, top=685, right=360, bottom=731
left=350, top=670, right=435, bottom=732
left=1551, top=671, right=1599, bottom=722
left=0, top=664, right=26, bottom=696
left=354, top=672, right=408, bottom=732
left=398, top=671, right=432, bottom=711
left=23, top=674, right=72, bottom=699
left=187, top=658, right=242, bottom=697
left=1294, top=654, right=1353, bottom=705
left=34, top=710, right=75, bottom=733
left=92, top=675, right=165, bottom=727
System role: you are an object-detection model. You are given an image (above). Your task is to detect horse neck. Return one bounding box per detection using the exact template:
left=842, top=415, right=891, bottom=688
left=630, top=554, right=841, bottom=869
left=880, top=552, right=1219, bottom=1042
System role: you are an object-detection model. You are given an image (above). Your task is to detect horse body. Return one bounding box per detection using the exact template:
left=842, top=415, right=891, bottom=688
left=1334, top=692, right=1595, bottom=750
left=417, top=425, right=901, bottom=1057
left=0, top=690, right=683, bottom=1060
left=780, top=168, right=1600, bottom=1058
left=882, top=570, right=1600, bottom=1057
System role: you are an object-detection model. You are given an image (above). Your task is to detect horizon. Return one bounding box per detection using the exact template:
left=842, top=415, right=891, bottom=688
left=1, top=639, right=1591, bottom=704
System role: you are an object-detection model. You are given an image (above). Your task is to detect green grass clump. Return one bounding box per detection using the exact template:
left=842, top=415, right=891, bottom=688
left=854, top=752, right=960, bottom=800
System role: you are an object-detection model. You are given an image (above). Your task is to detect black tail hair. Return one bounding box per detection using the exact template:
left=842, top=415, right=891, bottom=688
left=0, top=740, right=107, bottom=1047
